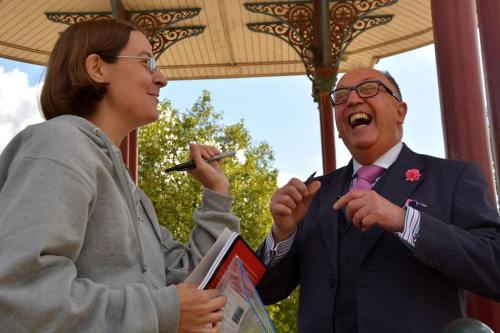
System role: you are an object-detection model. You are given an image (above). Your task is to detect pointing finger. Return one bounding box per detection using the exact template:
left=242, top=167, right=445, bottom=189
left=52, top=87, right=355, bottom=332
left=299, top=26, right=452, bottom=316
left=333, top=192, right=353, bottom=210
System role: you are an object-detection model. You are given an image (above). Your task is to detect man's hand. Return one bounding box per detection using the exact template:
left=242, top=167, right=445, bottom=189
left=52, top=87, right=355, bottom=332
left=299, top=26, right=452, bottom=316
left=176, top=283, right=225, bottom=333
left=333, top=190, right=406, bottom=232
left=270, top=178, right=321, bottom=242
left=188, top=143, right=229, bottom=194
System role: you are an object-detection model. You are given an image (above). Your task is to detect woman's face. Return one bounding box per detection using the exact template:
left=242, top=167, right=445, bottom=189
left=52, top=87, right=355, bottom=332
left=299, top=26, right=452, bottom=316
left=102, top=30, right=167, bottom=130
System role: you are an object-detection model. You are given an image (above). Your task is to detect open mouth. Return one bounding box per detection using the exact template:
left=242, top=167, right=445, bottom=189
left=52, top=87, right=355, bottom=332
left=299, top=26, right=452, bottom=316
left=349, top=112, right=372, bottom=129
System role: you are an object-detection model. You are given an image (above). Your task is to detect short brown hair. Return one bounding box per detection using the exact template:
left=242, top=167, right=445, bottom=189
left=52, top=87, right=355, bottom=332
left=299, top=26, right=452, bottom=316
left=40, top=19, right=138, bottom=120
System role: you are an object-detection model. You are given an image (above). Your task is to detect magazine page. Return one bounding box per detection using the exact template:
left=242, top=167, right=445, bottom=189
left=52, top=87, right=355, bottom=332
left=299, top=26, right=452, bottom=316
left=215, top=256, right=276, bottom=333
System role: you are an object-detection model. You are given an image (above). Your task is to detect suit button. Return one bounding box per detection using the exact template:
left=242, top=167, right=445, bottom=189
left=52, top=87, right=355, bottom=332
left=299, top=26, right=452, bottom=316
left=339, top=258, right=347, bottom=264
left=343, top=236, right=351, bottom=242
left=329, top=278, right=336, bottom=288
left=433, top=257, right=443, bottom=267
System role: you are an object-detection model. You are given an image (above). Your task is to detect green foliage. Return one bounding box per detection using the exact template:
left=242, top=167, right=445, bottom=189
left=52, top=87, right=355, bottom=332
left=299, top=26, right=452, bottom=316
left=267, top=289, right=300, bottom=332
left=138, top=91, right=298, bottom=332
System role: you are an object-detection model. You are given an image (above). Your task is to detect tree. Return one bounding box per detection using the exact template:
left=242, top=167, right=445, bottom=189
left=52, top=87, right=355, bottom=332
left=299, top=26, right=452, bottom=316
left=138, top=91, right=298, bottom=332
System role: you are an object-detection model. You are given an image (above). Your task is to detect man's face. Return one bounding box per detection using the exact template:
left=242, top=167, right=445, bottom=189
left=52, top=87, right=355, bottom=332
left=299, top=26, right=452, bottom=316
left=333, top=68, right=407, bottom=164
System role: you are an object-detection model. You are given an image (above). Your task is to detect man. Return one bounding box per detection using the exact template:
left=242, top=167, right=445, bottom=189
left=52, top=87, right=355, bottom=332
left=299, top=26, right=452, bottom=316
left=257, top=68, right=500, bottom=333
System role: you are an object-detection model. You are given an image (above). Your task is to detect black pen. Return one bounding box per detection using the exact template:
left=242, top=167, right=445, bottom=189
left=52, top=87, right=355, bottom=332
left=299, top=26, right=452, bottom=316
left=164, top=150, right=237, bottom=173
left=304, top=171, right=317, bottom=185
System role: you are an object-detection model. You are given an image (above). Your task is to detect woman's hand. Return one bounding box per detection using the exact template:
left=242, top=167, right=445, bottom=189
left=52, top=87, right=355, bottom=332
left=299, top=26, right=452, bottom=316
left=188, top=143, right=230, bottom=194
left=176, top=283, right=225, bottom=333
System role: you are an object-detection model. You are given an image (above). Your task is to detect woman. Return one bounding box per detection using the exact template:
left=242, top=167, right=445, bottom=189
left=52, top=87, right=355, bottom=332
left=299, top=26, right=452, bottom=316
left=0, top=20, right=239, bottom=332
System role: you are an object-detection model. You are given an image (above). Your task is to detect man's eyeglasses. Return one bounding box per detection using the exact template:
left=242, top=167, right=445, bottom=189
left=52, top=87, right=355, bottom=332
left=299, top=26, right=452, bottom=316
left=107, top=55, right=158, bottom=73
left=330, top=80, right=401, bottom=106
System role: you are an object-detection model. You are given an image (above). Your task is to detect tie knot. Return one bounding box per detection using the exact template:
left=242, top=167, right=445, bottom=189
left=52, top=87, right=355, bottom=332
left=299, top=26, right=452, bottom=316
left=357, top=165, right=385, bottom=183
left=351, top=165, right=385, bottom=191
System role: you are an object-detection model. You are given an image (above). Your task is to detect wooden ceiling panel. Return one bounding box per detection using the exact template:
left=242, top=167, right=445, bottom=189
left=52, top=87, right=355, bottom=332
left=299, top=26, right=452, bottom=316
left=0, top=0, right=434, bottom=80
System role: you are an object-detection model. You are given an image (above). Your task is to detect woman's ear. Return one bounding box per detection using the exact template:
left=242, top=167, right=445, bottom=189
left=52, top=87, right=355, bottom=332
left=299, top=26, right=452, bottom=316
left=85, top=54, right=107, bottom=83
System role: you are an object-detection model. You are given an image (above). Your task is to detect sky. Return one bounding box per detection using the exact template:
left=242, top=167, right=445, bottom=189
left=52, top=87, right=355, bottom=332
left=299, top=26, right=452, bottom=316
left=0, top=44, right=445, bottom=186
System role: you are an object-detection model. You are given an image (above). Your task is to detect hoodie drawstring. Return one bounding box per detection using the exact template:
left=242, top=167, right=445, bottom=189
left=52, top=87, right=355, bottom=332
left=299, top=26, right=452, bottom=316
left=93, top=128, right=148, bottom=273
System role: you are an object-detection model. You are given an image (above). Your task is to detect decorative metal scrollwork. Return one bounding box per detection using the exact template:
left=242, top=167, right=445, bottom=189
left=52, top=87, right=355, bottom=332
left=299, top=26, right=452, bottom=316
left=46, top=12, right=112, bottom=25
left=248, top=22, right=315, bottom=78
left=246, top=2, right=316, bottom=80
left=45, top=7, right=204, bottom=58
left=245, top=0, right=398, bottom=97
left=351, top=15, right=393, bottom=40
left=150, top=27, right=205, bottom=58
left=329, top=0, right=395, bottom=69
left=246, top=3, right=315, bottom=45
left=353, top=0, right=398, bottom=12
left=129, top=9, right=201, bottom=35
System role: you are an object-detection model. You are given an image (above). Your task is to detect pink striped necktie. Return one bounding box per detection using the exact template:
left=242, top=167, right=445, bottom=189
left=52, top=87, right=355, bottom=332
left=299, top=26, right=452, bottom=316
left=351, top=165, right=385, bottom=191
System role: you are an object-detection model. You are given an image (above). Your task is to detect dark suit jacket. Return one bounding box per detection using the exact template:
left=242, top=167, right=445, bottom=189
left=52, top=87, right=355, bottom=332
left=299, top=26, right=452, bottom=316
left=257, top=144, right=500, bottom=333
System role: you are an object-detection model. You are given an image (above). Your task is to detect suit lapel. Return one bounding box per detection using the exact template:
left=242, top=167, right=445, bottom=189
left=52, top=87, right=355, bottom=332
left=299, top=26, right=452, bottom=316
left=361, top=144, right=426, bottom=260
left=318, top=163, right=352, bottom=269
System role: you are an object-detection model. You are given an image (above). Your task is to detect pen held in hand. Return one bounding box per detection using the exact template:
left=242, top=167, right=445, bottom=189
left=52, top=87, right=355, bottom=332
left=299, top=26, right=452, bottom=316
left=304, top=171, right=317, bottom=185
left=164, top=150, right=237, bottom=173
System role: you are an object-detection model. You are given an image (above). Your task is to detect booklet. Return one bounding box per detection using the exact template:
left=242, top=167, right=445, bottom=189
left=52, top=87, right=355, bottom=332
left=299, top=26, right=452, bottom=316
left=214, top=256, right=277, bottom=332
left=186, top=228, right=266, bottom=289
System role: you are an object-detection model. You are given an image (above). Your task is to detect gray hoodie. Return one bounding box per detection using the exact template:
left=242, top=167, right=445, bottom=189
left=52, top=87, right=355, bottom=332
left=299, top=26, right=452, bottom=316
left=0, top=115, right=240, bottom=332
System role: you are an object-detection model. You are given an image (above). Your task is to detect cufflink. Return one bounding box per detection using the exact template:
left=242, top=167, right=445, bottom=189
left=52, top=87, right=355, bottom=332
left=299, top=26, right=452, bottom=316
left=404, top=198, right=427, bottom=209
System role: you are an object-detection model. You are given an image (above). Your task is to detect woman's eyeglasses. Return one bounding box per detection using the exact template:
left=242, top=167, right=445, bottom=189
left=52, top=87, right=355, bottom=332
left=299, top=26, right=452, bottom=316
left=101, top=55, right=158, bottom=73
left=114, top=55, right=157, bottom=73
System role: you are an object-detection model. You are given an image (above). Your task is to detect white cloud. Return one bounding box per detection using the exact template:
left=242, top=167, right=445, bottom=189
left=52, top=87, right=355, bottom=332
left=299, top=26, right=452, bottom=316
left=0, top=67, right=44, bottom=152
left=235, top=149, right=246, bottom=164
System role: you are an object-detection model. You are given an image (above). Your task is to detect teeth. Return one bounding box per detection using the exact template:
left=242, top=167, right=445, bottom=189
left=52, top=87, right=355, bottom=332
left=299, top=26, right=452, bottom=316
left=349, top=113, right=370, bottom=126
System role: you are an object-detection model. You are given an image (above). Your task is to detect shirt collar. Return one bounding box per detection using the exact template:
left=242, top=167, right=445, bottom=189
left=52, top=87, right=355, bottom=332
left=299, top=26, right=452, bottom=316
left=352, top=142, right=403, bottom=176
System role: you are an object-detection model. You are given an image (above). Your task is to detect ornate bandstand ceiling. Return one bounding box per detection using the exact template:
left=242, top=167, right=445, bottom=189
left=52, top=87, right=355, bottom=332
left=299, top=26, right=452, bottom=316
left=0, top=0, right=433, bottom=81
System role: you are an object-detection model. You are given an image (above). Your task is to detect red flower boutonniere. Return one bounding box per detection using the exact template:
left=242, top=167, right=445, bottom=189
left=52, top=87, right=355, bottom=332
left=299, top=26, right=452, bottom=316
left=405, top=168, right=421, bottom=182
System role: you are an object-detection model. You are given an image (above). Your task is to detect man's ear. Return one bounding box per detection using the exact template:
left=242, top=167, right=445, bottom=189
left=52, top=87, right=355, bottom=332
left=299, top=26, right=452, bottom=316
left=397, top=101, right=408, bottom=125
left=85, top=54, right=107, bottom=83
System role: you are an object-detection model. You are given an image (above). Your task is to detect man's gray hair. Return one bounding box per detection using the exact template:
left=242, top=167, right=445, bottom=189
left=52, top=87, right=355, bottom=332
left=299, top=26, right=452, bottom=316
left=381, top=70, right=402, bottom=101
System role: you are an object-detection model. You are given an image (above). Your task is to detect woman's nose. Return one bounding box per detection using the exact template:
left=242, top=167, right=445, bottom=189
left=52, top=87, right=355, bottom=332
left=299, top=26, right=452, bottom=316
left=154, top=70, right=168, bottom=88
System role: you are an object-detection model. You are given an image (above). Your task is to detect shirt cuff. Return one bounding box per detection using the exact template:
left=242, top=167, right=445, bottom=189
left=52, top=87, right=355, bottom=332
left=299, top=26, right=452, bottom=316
left=396, top=206, right=421, bottom=248
left=262, top=229, right=296, bottom=266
